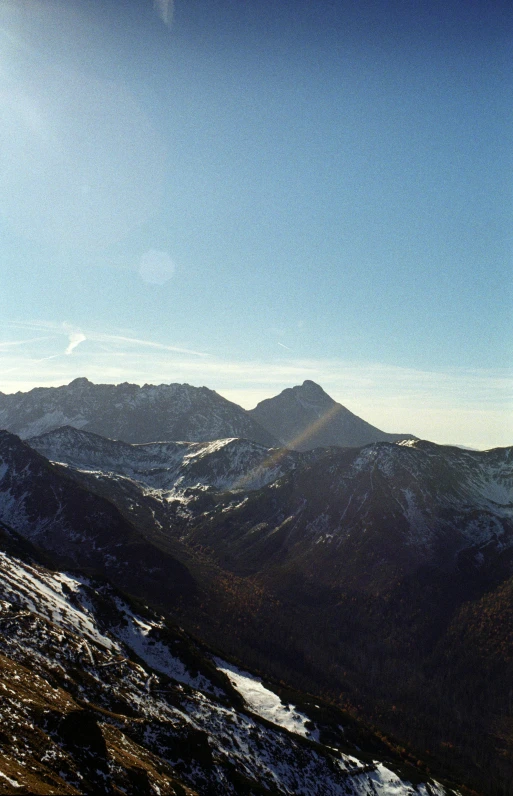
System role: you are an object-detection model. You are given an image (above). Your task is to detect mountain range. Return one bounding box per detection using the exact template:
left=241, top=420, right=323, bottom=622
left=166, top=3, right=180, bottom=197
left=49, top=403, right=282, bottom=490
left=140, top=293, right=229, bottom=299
left=0, top=377, right=414, bottom=450
left=0, top=378, right=511, bottom=794
left=0, top=432, right=460, bottom=795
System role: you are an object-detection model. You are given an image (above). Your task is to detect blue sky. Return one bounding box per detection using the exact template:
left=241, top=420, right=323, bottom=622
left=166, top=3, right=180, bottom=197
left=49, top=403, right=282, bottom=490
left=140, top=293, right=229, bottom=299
left=0, top=0, right=511, bottom=448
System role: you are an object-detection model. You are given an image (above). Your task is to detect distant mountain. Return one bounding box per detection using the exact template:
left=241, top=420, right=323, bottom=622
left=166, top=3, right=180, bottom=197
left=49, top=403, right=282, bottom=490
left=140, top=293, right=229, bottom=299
left=183, top=438, right=513, bottom=589
left=0, top=377, right=278, bottom=446
left=0, top=377, right=416, bottom=451
left=249, top=380, right=415, bottom=450
left=30, top=425, right=300, bottom=493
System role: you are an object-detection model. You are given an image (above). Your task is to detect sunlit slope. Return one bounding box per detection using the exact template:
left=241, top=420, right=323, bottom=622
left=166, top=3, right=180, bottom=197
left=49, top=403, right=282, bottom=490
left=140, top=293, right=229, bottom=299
left=0, top=528, right=455, bottom=794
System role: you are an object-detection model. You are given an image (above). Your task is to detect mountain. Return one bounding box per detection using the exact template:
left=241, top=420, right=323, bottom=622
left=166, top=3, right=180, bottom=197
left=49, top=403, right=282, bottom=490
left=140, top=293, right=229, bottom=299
left=30, top=427, right=513, bottom=588
left=29, top=424, right=300, bottom=493
left=249, top=380, right=415, bottom=450
left=28, top=426, right=302, bottom=560
left=183, top=438, right=513, bottom=583
left=0, top=377, right=416, bottom=452
left=0, top=524, right=457, bottom=793
left=0, top=377, right=278, bottom=446
left=0, top=430, right=195, bottom=607
left=26, top=426, right=513, bottom=793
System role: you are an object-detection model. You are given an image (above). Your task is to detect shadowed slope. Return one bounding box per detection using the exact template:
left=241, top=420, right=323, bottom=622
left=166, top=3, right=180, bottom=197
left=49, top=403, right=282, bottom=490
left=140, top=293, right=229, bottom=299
left=249, top=380, right=415, bottom=451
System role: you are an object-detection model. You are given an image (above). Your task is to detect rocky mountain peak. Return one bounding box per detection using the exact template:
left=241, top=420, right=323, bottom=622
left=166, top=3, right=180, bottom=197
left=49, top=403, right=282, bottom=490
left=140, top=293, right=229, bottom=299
left=249, top=382, right=414, bottom=451
left=293, top=380, right=334, bottom=405
left=68, top=377, right=92, bottom=389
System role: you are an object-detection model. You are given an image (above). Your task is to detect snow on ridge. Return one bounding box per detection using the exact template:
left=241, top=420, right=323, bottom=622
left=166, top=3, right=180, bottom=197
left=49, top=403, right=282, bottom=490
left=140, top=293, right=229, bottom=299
left=0, top=549, right=458, bottom=794
left=0, top=549, right=216, bottom=692
left=32, top=430, right=290, bottom=494
left=112, top=599, right=215, bottom=692
left=213, top=657, right=453, bottom=796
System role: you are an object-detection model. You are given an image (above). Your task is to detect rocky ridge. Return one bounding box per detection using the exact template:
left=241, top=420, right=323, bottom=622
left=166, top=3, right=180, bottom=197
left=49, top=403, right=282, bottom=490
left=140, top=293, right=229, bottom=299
left=0, top=378, right=278, bottom=446
left=0, top=378, right=414, bottom=451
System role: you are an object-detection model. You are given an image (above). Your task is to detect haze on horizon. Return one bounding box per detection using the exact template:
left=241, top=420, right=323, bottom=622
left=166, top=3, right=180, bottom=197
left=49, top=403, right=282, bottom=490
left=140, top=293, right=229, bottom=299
left=0, top=0, right=511, bottom=450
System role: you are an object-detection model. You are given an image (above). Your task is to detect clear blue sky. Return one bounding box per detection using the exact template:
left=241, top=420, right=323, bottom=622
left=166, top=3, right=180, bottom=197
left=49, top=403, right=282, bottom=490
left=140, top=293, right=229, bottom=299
left=0, top=0, right=511, bottom=447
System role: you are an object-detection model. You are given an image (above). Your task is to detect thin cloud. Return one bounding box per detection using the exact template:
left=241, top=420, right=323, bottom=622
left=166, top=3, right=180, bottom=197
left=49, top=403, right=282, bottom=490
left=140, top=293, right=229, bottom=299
left=65, top=332, right=86, bottom=355
left=153, top=0, right=174, bottom=27
left=277, top=342, right=293, bottom=351
left=0, top=336, right=54, bottom=350
left=94, top=333, right=208, bottom=358
left=3, top=322, right=207, bottom=358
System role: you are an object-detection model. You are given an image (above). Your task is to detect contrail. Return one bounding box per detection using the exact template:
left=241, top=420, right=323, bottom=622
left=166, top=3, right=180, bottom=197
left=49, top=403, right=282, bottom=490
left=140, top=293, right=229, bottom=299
left=153, top=0, right=174, bottom=27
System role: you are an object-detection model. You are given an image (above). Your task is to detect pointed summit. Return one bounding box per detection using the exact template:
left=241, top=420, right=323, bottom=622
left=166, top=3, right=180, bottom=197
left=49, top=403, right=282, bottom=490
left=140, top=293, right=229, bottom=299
left=299, top=379, right=325, bottom=391
left=249, top=382, right=415, bottom=451
left=290, top=380, right=334, bottom=406
left=68, top=377, right=92, bottom=388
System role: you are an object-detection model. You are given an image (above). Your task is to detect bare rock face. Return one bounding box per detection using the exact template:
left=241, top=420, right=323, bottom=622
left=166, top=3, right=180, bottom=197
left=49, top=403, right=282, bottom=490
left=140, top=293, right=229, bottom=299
left=248, top=380, right=415, bottom=451
left=0, top=377, right=278, bottom=446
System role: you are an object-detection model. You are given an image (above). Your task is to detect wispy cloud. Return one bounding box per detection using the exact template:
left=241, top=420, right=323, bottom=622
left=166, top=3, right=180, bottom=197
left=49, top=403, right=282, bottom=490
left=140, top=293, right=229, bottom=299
left=277, top=342, right=293, bottom=351
left=153, top=0, right=174, bottom=27
left=0, top=336, right=54, bottom=351
left=65, top=331, right=86, bottom=355
left=93, top=333, right=207, bottom=358
left=4, top=321, right=207, bottom=358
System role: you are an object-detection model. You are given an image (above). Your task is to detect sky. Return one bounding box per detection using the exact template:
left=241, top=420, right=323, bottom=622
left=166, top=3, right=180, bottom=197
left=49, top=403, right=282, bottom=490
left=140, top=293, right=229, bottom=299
left=0, top=0, right=511, bottom=449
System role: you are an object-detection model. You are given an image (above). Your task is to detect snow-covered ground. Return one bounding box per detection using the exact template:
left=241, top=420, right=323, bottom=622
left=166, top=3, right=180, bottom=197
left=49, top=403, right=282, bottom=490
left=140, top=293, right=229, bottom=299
left=112, top=599, right=216, bottom=692
left=214, top=657, right=319, bottom=740
left=0, top=546, right=459, bottom=796
left=0, top=553, right=117, bottom=651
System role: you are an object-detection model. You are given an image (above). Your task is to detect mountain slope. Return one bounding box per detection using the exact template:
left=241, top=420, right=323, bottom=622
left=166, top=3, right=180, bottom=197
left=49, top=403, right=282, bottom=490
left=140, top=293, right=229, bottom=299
left=184, top=439, right=513, bottom=582
left=0, top=377, right=278, bottom=446
left=0, top=430, right=195, bottom=606
left=29, top=425, right=299, bottom=493
left=249, top=380, right=415, bottom=450
left=25, top=427, right=513, bottom=793
left=31, top=427, right=513, bottom=585
left=0, top=524, right=455, bottom=795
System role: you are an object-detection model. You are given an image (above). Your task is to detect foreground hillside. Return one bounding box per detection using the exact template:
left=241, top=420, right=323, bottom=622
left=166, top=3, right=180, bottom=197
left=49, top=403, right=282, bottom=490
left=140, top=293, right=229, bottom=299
left=20, top=427, right=513, bottom=793
left=0, top=522, right=456, bottom=795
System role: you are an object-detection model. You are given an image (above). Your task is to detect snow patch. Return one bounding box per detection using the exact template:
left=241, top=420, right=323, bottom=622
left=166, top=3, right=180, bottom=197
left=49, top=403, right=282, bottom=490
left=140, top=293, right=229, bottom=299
left=214, top=658, right=318, bottom=740
left=112, top=601, right=213, bottom=691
